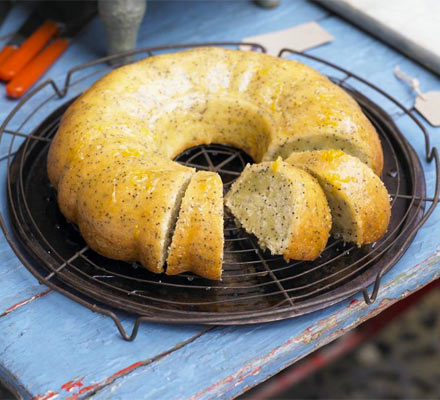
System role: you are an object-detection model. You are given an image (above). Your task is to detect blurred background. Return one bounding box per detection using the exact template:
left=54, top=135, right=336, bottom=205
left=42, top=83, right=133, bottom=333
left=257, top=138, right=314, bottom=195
left=240, top=280, right=440, bottom=399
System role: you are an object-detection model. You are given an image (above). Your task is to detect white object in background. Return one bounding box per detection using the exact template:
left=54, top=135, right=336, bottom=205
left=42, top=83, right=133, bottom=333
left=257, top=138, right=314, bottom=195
left=242, top=22, right=333, bottom=56
left=315, top=0, right=440, bottom=75
left=394, top=65, right=440, bottom=127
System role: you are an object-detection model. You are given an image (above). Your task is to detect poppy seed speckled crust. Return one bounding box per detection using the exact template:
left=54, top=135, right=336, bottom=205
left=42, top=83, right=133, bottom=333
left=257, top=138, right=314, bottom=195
left=286, top=150, right=391, bottom=246
left=166, top=171, right=224, bottom=280
left=47, top=47, right=384, bottom=277
left=225, top=159, right=332, bottom=261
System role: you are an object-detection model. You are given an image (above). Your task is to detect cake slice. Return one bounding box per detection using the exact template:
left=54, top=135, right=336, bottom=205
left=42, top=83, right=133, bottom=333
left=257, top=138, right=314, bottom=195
left=166, top=171, right=224, bottom=280
left=286, top=150, right=391, bottom=246
left=68, top=146, right=195, bottom=274
left=225, top=158, right=331, bottom=261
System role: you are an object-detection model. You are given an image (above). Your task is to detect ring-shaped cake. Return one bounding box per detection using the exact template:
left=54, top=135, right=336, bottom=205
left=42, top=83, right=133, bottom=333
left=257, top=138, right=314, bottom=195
left=47, top=47, right=388, bottom=279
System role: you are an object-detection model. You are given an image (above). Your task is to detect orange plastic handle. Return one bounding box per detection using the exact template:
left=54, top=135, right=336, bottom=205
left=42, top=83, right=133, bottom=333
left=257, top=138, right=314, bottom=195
left=0, top=45, right=17, bottom=68
left=0, top=21, right=58, bottom=81
left=6, top=38, right=69, bottom=98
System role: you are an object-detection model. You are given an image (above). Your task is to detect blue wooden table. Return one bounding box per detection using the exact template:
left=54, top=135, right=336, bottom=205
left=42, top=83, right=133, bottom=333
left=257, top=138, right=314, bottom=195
left=0, top=1, right=439, bottom=399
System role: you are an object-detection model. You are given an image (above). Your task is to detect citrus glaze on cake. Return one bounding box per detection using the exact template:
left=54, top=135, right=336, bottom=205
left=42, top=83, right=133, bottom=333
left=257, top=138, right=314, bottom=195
left=286, top=150, right=390, bottom=246
left=47, top=47, right=387, bottom=279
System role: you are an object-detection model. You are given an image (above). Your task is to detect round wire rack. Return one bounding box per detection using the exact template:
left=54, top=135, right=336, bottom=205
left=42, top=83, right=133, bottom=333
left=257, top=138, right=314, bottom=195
left=1, top=43, right=439, bottom=341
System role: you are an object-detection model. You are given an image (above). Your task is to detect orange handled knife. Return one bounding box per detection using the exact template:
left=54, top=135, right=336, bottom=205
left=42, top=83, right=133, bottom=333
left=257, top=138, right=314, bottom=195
left=0, top=20, right=58, bottom=81
left=6, top=38, right=68, bottom=98
left=0, top=9, right=53, bottom=80
left=0, top=45, right=16, bottom=66
left=5, top=2, right=97, bottom=98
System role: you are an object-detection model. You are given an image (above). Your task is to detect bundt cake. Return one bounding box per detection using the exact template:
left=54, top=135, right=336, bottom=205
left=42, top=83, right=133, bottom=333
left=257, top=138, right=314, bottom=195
left=286, top=150, right=391, bottom=246
left=166, top=171, right=224, bottom=280
left=56, top=144, right=194, bottom=273
left=47, top=46, right=387, bottom=279
left=224, top=158, right=332, bottom=261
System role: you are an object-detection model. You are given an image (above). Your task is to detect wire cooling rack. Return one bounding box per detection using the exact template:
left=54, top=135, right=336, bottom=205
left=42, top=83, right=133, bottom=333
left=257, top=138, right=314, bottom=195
left=1, top=43, right=438, bottom=340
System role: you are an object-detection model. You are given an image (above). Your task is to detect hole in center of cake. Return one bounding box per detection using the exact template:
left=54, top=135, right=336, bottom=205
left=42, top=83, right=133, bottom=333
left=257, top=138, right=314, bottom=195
left=174, top=144, right=254, bottom=190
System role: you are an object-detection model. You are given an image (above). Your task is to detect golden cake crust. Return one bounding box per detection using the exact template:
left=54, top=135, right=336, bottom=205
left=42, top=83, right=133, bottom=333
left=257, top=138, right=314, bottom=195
left=47, top=47, right=385, bottom=276
left=286, top=150, right=390, bottom=245
left=166, top=171, right=224, bottom=280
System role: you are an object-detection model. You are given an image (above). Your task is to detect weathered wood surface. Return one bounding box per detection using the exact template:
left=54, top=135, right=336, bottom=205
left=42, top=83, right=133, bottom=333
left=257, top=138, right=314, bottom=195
left=0, top=1, right=439, bottom=399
